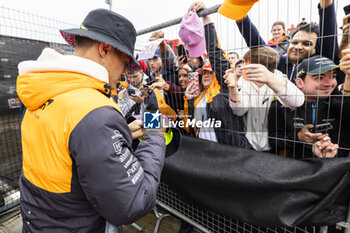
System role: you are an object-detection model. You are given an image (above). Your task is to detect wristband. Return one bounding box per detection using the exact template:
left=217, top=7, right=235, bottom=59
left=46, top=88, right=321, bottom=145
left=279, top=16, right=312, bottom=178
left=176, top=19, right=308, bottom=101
left=343, top=89, right=350, bottom=93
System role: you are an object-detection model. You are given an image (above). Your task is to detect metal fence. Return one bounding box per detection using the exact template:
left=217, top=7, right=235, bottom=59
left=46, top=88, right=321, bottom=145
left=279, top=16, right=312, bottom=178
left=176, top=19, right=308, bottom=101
left=156, top=182, right=320, bottom=233
left=0, top=6, right=74, bottom=216
left=0, top=2, right=350, bottom=233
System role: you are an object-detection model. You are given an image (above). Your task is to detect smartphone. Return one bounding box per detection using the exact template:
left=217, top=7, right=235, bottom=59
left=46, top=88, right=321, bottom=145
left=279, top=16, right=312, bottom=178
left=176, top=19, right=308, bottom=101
left=345, top=5, right=350, bottom=23
left=177, top=44, right=188, bottom=63
left=188, top=72, right=198, bottom=81
left=188, top=72, right=199, bottom=89
left=128, top=89, right=136, bottom=96
left=310, top=123, right=333, bottom=133
left=143, top=79, right=157, bottom=88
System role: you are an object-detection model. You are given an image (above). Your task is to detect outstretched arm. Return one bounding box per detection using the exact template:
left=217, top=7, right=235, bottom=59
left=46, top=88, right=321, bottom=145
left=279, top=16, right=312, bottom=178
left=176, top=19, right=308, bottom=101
left=149, top=30, right=179, bottom=70
left=340, top=49, right=350, bottom=95
left=190, top=1, right=231, bottom=92
left=317, top=0, right=338, bottom=61
left=236, top=16, right=266, bottom=49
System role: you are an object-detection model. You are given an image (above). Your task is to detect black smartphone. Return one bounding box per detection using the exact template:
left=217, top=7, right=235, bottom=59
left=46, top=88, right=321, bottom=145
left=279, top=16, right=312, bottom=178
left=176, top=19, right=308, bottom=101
left=345, top=5, right=350, bottom=23
left=143, top=79, right=157, bottom=88
left=128, top=89, right=136, bottom=96
left=177, top=44, right=188, bottom=63
left=310, top=123, right=333, bottom=133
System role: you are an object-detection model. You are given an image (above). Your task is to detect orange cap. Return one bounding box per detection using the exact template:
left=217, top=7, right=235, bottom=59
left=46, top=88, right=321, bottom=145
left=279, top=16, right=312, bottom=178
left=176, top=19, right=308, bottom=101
left=218, top=0, right=259, bottom=20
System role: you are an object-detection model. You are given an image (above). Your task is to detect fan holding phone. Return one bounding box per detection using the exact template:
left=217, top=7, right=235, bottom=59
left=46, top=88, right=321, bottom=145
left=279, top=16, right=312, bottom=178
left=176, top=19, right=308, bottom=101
left=177, top=44, right=189, bottom=64
left=185, top=71, right=200, bottom=100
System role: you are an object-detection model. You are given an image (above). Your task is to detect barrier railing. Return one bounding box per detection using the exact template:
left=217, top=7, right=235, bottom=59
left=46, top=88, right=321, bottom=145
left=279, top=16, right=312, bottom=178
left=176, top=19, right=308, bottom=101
left=156, top=182, right=320, bottom=233
left=1, top=3, right=350, bottom=233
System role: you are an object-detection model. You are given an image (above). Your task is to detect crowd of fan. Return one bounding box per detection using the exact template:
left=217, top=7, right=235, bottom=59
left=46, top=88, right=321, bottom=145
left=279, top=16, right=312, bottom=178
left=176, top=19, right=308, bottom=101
left=115, top=0, right=350, bottom=160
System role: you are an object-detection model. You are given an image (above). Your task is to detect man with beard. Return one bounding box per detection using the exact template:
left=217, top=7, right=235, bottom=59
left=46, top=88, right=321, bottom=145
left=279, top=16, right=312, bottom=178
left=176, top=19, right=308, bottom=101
left=236, top=0, right=338, bottom=83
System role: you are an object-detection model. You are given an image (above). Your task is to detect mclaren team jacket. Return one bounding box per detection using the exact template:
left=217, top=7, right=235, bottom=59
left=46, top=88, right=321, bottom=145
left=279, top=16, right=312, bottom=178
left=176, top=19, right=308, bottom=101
left=16, top=48, right=166, bottom=232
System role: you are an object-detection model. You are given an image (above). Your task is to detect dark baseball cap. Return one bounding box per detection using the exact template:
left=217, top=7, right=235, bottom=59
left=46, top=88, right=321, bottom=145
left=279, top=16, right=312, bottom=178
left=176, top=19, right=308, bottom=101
left=296, top=55, right=339, bottom=78
left=60, top=9, right=138, bottom=69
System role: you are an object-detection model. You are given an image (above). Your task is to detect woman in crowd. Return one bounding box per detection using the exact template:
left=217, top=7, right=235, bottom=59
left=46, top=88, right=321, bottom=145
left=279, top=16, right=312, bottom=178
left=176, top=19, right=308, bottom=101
left=267, top=21, right=290, bottom=55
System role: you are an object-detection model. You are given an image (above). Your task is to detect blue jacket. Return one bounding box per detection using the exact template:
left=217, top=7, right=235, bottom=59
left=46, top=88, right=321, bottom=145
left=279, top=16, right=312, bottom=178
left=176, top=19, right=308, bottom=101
left=236, top=3, right=338, bottom=83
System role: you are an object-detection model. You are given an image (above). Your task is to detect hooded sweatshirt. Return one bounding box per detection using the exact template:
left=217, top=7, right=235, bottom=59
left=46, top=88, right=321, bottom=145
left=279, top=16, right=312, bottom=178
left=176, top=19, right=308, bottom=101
left=17, top=48, right=165, bottom=233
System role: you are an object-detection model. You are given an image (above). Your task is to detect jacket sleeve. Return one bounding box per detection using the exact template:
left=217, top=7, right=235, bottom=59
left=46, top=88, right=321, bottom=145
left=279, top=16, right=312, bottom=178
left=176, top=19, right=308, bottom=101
left=237, top=17, right=289, bottom=77
left=167, top=81, right=184, bottom=102
left=69, top=106, right=165, bottom=226
left=228, top=79, right=250, bottom=117
left=204, top=23, right=230, bottom=93
left=235, top=16, right=266, bottom=49
left=268, top=100, right=287, bottom=155
left=161, top=44, right=179, bottom=71
left=316, top=2, right=338, bottom=62
left=275, top=76, right=305, bottom=108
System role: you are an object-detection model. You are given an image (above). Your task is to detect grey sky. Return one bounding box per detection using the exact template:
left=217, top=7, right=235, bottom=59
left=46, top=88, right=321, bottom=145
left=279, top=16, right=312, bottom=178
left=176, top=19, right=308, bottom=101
left=0, top=0, right=348, bottom=55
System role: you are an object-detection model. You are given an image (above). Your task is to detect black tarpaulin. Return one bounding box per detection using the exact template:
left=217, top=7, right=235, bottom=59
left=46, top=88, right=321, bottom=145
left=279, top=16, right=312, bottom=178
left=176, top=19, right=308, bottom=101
left=161, top=136, right=350, bottom=227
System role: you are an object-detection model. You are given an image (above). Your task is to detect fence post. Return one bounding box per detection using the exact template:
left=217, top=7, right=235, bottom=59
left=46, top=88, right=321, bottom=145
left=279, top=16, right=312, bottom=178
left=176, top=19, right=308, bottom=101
left=344, top=200, right=350, bottom=233
left=319, top=226, right=328, bottom=233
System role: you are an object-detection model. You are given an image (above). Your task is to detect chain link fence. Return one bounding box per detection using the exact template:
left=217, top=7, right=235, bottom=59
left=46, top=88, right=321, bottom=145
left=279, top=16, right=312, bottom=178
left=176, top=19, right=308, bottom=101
left=1, top=3, right=350, bottom=233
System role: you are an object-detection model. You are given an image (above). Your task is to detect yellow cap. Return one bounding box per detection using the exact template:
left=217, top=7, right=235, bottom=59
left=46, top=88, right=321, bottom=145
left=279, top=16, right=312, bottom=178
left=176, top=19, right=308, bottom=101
left=218, top=0, right=259, bottom=20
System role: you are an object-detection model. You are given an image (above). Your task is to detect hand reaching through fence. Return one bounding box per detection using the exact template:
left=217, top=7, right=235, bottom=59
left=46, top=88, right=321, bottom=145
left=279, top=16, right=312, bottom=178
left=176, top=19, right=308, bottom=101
left=149, top=30, right=164, bottom=41
left=338, top=14, right=350, bottom=58
left=297, top=124, right=328, bottom=144
left=340, top=48, right=350, bottom=95
left=243, top=64, right=285, bottom=89
left=189, top=1, right=212, bottom=26
left=224, top=69, right=242, bottom=105
left=223, top=68, right=237, bottom=88
left=340, top=49, right=350, bottom=75
left=312, top=136, right=339, bottom=158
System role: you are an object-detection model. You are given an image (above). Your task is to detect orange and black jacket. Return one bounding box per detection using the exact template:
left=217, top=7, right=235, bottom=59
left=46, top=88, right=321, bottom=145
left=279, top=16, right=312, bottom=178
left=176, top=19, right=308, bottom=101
left=184, top=23, right=251, bottom=148
left=17, top=48, right=165, bottom=233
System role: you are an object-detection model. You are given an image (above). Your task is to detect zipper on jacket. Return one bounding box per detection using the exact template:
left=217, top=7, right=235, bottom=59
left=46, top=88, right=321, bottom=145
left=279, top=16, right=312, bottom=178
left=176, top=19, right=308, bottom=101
left=312, top=104, right=317, bottom=125
left=290, top=64, right=296, bottom=82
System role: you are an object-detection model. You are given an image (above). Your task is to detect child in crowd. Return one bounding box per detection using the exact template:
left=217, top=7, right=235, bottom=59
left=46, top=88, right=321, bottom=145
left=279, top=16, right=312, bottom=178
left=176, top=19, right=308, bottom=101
left=225, top=46, right=304, bottom=151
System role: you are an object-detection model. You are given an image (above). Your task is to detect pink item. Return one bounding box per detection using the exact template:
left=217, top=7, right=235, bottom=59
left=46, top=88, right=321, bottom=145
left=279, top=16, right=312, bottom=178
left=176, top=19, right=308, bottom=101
left=179, top=11, right=206, bottom=58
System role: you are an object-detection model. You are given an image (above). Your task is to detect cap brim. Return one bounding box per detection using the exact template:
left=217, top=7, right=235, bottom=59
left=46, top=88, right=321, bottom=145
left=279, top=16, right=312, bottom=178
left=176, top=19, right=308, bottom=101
left=307, top=65, right=339, bottom=75
left=187, top=36, right=206, bottom=58
left=197, top=67, right=213, bottom=75
left=218, top=1, right=255, bottom=20
left=165, top=127, right=182, bottom=157
left=60, top=28, right=138, bottom=70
